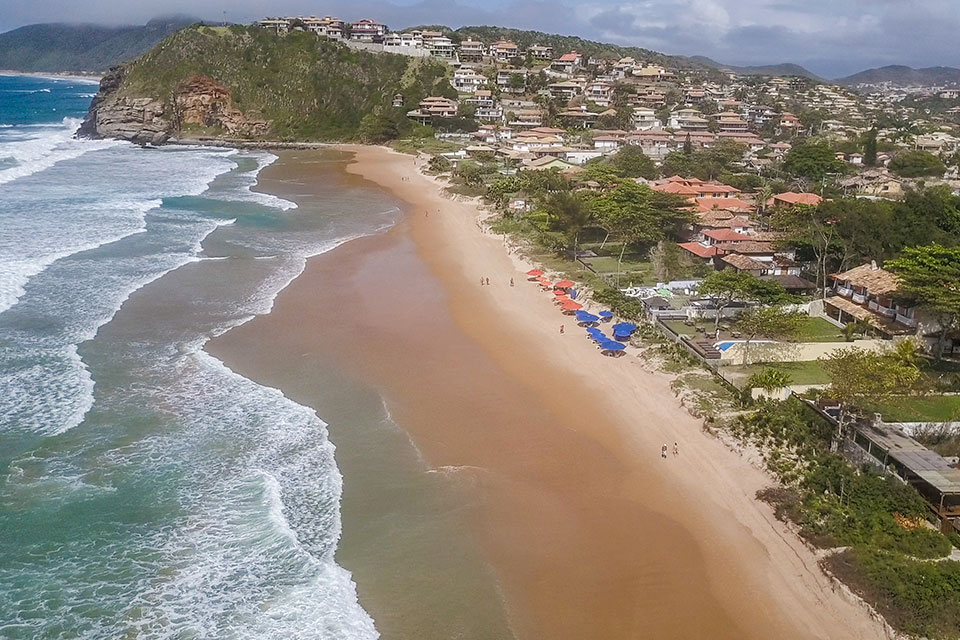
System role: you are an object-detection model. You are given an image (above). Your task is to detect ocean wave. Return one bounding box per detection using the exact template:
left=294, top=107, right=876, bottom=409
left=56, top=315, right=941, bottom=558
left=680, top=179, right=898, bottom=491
left=0, top=117, right=122, bottom=188
left=207, top=151, right=298, bottom=211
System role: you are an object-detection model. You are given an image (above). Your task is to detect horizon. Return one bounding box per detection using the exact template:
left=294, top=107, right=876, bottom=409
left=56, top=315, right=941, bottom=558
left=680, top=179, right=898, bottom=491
left=0, top=0, right=956, bottom=79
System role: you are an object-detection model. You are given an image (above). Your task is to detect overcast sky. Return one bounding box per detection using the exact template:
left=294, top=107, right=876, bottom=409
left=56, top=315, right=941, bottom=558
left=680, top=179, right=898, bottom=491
left=0, top=0, right=956, bottom=78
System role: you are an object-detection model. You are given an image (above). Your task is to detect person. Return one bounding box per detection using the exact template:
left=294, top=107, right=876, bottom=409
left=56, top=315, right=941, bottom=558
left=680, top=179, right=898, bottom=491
left=510, top=277, right=514, bottom=287
left=661, top=444, right=668, bottom=459
left=485, top=277, right=490, bottom=285
left=673, top=442, right=679, bottom=456
left=480, top=277, right=485, bottom=286
left=559, top=324, right=564, bottom=334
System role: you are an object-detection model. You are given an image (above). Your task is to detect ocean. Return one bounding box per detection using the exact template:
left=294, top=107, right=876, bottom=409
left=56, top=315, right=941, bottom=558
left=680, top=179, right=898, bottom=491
left=0, top=74, right=404, bottom=638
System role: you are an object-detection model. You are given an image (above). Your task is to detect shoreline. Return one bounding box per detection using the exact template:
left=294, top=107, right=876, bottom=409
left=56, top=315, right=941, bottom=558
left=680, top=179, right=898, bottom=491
left=211, top=145, right=892, bottom=639
left=0, top=70, right=102, bottom=83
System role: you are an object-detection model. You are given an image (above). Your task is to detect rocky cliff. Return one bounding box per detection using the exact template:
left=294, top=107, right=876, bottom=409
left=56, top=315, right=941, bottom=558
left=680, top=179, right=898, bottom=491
left=78, top=66, right=269, bottom=144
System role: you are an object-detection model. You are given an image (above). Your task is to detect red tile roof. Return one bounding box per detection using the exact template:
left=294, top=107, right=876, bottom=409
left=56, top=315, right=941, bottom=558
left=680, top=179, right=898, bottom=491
left=768, top=192, right=822, bottom=206
left=678, top=242, right=720, bottom=258
left=695, top=197, right=753, bottom=212
left=703, top=229, right=753, bottom=242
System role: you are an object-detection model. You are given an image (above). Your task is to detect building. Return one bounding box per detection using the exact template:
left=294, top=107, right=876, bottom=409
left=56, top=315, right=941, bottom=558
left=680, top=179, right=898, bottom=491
left=349, top=19, right=388, bottom=42
left=497, top=69, right=528, bottom=94
left=585, top=82, right=614, bottom=107
left=458, top=39, right=486, bottom=62
left=823, top=263, right=917, bottom=338
left=490, top=40, right=520, bottom=62
left=303, top=16, right=345, bottom=39
left=425, top=34, right=456, bottom=60
left=632, top=108, right=659, bottom=131
left=552, top=51, right=584, bottom=74
left=407, top=97, right=459, bottom=124
left=452, top=67, right=487, bottom=93
left=766, top=192, right=822, bottom=208
left=528, top=44, right=554, bottom=60
left=711, top=111, right=749, bottom=133
left=383, top=32, right=422, bottom=50
left=257, top=18, right=291, bottom=33
left=548, top=81, right=582, bottom=102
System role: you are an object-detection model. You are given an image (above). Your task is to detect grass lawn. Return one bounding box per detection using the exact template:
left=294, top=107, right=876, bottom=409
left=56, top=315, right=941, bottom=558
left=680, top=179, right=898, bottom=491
left=723, top=360, right=832, bottom=387
left=794, top=317, right=845, bottom=342
left=875, top=395, right=960, bottom=422
left=582, top=256, right=653, bottom=285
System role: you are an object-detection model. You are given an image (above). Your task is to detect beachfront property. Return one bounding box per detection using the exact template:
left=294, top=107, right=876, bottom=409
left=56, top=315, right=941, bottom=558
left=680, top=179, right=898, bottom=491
left=349, top=19, right=388, bottom=43
left=822, top=263, right=920, bottom=340
left=407, top=96, right=459, bottom=124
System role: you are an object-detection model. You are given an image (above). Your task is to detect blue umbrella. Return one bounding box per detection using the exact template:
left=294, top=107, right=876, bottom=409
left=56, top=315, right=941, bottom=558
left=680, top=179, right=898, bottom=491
left=575, top=310, right=600, bottom=323
left=586, top=327, right=604, bottom=335
left=612, top=322, right=637, bottom=332
left=598, top=311, right=614, bottom=318
left=601, top=341, right=626, bottom=351
left=613, top=332, right=632, bottom=341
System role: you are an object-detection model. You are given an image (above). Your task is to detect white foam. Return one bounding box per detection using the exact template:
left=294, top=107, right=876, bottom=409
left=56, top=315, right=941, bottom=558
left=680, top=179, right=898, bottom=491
left=0, top=117, right=122, bottom=188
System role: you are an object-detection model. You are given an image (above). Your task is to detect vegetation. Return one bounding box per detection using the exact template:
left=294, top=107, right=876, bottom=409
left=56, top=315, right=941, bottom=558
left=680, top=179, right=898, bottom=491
left=0, top=17, right=193, bottom=72
left=120, top=25, right=455, bottom=141
left=889, top=149, right=948, bottom=178
left=782, top=141, right=847, bottom=183
left=887, top=244, right=960, bottom=359
left=733, top=306, right=804, bottom=364
left=696, top=270, right=790, bottom=332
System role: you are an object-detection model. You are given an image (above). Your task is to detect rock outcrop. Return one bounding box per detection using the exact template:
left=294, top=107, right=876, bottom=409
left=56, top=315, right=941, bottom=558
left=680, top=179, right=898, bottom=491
left=78, top=67, right=269, bottom=144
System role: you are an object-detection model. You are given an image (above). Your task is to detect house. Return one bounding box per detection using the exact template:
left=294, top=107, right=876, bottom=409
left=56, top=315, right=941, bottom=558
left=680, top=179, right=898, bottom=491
left=633, top=65, right=666, bottom=82
left=425, top=35, right=456, bottom=60
left=392, top=93, right=405, bottom=108
left=711, top=111, right=749, bottom=133
left=632, top=108, right=659, bottom=131
left=779, top=112, right=801, bottom=129
left=766, top=192, right=822, bottom=208
left=452, top=67, right=487, bottom=93
left=458, top=39, right=486, bottom=62
left=508, top=109, right=544, bottom=128
left=548, top=81, right=582, bottom=101
left=507, top=193, right=534, bottom=212
left=490, top=40, right=520, bottom=62
left=586, top=82, right=614, bottom=107
left=528, top=44, right=554, bottom=60
left=848, top=153, right=863, bottom=165
left=258, top=17, right=291, bottom=33
left=552, top=51, right=584, bottom=74
left=823, top=262, right=918, bottom=338
left=407, top=96, right=458, bottom=123
left=593, top=135, right=622, bottom=151
left=721, top=253, right=768, bottom=276
left=839, top=169, right=903, bottom=198
left=349, top=19, right=387, bottom=42
left=384, top=32, right=422, bottom=50
left=524, top=156, right=581, bottom=172
left=303, top=16, right=345, bottom=39
left=668, top=108, right=709, bottom=131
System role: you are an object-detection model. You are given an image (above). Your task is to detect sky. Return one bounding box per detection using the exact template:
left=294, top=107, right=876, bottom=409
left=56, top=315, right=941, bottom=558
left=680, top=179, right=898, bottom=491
left=0, top=0, right=957, bottom=78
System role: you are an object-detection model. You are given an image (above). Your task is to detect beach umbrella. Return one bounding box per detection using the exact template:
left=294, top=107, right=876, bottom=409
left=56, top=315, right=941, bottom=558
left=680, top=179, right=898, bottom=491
left=575, top=311, right=600, bottom=323
left=553, top=290, right=568, bottom=297
left=554, top=280, right=575, bottom=289
left=560, top=300, right=582, bottom=311
left=612, top=322, right=638, bottom=333
left=598, top=311, right=614, bottom=319
left=586, top=327, right=604, bottom=336
left=601, top=341, right=626, bottom=352
left=527, top=269, right=544, bottom=277
left=613, top=332, right=632, bottom=341
left=539, top=281, right=553, bottom=288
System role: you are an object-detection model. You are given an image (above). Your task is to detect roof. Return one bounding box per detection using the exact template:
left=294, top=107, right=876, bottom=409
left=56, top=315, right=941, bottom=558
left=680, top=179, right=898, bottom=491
left=704, top=228, right=752, bottom=242
left=558, top=52, right=582, bottom=62
left=695, top=197, right=753, bottom=213
left=721, top=253, right=768, bottom=271
left=698, top=213, right=752, bottom=229
left=760, top=274, right=816, bottom=290
left=832, top=263, right=900, bottom=296
left=678, top=242, right=720, bottom=258
left=653, top=182, right=700, bottom=196
left=713, top=241, right=775, bottom=255
left=823, top=296, right=914, bottom=335
left=769, top=192, right=823, bottom=206
left=855, top=422, right=960, bottom=495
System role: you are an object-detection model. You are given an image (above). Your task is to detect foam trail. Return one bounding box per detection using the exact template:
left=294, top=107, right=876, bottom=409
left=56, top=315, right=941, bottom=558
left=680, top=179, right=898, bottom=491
left=0, top=118, right=121, bottom=187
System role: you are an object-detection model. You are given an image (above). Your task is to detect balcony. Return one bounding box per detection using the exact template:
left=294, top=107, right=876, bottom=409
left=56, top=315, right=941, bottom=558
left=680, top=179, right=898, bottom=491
left=852, top=292, right=866, bottom=304
left=868, top=300, right=896, bottom=318
left=896, top=313, right=918, bottom=327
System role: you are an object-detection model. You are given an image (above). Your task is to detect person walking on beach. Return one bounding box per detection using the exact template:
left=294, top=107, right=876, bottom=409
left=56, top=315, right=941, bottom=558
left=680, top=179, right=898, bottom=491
left=661, top=444, right=668, bottom=459
left=480, top=277, right=485, bottom=286
left=485, top=277, right=490, bottom=286
left=673, top=442, right=679, bottom=456
left=510, top=277, right=514, bottom=287
left=559, top=324, right=564, bottom=334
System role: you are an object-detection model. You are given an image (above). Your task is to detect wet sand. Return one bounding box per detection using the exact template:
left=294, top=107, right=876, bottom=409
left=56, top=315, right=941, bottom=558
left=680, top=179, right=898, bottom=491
left=210, top=147, right=888, bottom=639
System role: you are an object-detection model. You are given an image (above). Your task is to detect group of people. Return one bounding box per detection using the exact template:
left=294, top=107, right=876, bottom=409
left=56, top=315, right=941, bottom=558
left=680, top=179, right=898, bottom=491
left=480, top=277, right=515, bottom=287
left=661, top=442, right=679, bottom=458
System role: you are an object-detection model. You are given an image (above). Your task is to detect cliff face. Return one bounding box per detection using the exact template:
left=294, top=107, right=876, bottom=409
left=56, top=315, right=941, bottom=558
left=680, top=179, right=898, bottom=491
left=78, top=67, right=268, bottom=143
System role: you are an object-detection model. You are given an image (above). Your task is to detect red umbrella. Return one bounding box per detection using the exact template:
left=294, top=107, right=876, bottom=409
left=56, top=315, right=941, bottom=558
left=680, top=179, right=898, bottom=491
left=539, top=281, right=553, bottom=288
left=553, top=290, right=568, bottom=297
left=560, top=300, right=582, bottom=311
left=526, top=269, right=544, bottom=277
left=555, top=280, right=576, bottom=289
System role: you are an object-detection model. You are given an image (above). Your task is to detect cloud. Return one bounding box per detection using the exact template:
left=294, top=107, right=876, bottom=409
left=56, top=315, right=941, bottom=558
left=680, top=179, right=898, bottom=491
left=0, top=0, right=958, bottom=78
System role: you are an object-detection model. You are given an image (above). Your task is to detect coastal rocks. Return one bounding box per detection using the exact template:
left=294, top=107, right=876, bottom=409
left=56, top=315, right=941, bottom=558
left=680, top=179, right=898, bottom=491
left=78, top=68, right=269, bottom=144
left=77, top=66, right=171, bottom=144
left=173, top=74, right=269, bottom=138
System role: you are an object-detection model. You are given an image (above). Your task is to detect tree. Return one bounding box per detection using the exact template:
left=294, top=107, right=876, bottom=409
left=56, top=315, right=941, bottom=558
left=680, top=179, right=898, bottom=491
left=546, top=191, right=593, bottom=256
left=427, top=154, right=451, bottom=173
left=357, top=111, right=399, bottom=144
left=697, top=270, right=790, bottom=332
left=863, top=127, right=878, bottom=167
left=820, top=347, right=920, bottom=441
left=783, top=142, right=847, bottom=182
left=608, top=145, right=657, bottom=179
left=747, top=368, right=793, bottom=395
left=586, top=180, right=690, bottom=285
left=889, top=150, right=947, bottom=178
left=453, top=160, right=484, bottom=187
left=886, top=244, right=960, bottom=360
left=734, top=306, right=804, bottom=364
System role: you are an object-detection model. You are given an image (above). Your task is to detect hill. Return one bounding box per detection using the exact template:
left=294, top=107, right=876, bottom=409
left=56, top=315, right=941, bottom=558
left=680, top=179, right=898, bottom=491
left=0, top=17, right=196, bottom=73
left=837, top=65, right=960, bottom=87
left=79, top=25, right=455, bottom=143
left=689, top=55, right=822, bottom=80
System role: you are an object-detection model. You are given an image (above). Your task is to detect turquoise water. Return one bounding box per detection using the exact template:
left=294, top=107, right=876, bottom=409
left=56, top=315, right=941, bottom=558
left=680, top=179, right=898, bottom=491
left=0, top=75, right=402, bottom=638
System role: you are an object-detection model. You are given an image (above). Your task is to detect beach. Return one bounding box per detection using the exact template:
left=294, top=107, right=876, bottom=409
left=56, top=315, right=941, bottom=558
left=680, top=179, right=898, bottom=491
left=209, top=146, right=890, bottom=639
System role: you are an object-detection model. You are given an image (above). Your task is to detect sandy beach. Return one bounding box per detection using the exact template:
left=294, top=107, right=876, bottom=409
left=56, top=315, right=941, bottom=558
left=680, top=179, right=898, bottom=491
left=210, top=146, right=890, bottom=639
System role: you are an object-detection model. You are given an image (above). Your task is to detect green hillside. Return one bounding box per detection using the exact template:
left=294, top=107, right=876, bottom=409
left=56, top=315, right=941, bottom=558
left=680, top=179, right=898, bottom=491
left=0, top=17, right=194, bottom=72
left=112, top=25, right=453, bottom=141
